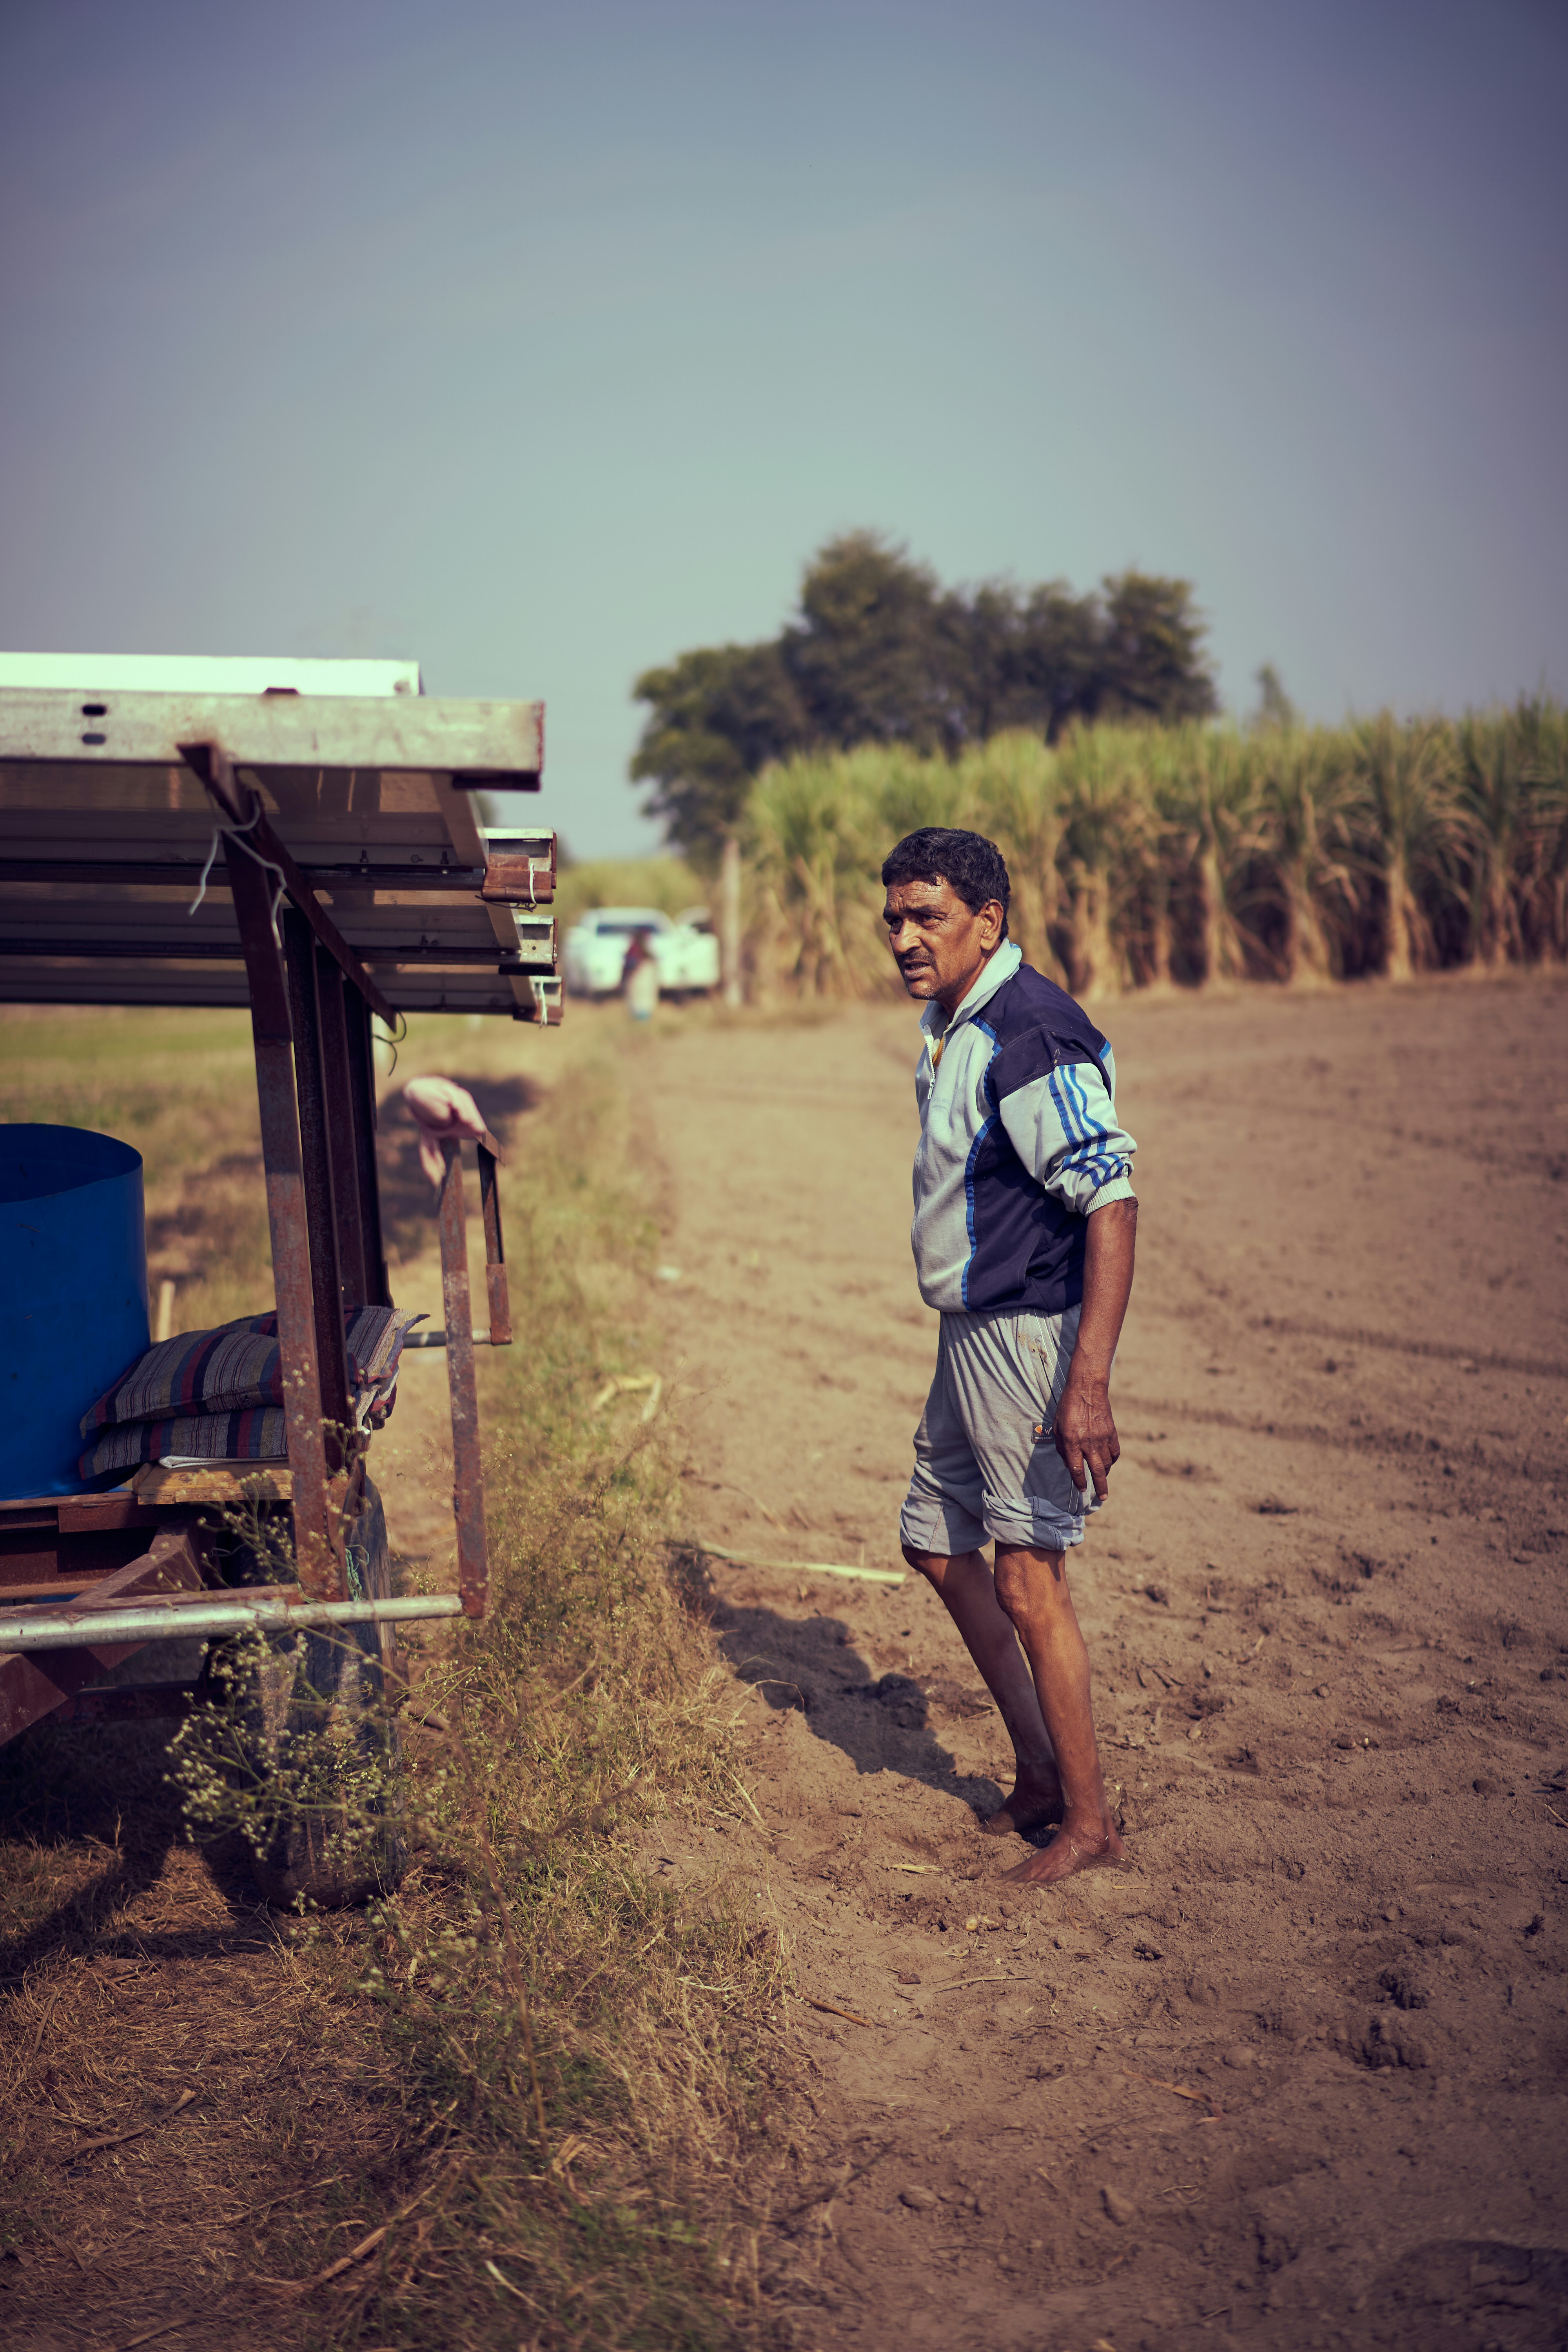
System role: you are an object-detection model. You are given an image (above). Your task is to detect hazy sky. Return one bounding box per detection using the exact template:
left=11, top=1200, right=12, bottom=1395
left=3, top=0, right=1564, bottom=856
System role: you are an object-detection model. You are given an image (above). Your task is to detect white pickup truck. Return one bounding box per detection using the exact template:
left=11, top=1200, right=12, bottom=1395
left=562, top=906, right=720, bottom=1000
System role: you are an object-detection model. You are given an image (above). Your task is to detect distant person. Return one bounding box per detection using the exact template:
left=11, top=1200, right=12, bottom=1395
left=621, top=927, right=660, bottom=1022
left=885, top=827, right=1138, bottom=1887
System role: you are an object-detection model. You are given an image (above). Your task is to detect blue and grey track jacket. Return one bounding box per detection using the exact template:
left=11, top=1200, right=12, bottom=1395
left=911, top=942, right=1138, bottom=1316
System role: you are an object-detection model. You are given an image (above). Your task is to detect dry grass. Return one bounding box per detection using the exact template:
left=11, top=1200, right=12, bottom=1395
left=0, top=1008, right=809, bottom=2352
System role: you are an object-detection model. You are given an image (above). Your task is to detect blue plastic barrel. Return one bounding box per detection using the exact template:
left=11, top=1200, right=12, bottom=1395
left=1, top=1125, right=150, bottom=1499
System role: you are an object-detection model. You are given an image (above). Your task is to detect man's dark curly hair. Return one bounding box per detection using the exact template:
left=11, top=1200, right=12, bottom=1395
left=881, top=827, right=1011, bottom=938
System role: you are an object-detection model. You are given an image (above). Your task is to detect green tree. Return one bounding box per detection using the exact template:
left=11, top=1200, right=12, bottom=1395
left=629, top=641, right=806, bottom=860
left=780, top=531, right=955, bottom=752
left=1094, top=572, right=1219, bottom=725
left=949, top=580, right=1103, bottom=743
left=630, top=538, right=1220, bottom=903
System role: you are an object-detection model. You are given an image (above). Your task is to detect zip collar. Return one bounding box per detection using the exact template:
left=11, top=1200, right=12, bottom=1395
left=920, top=940, right=1022, bottom=1054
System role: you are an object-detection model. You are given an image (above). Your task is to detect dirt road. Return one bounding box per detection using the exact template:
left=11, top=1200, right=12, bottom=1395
left=628, top=974, right=1568, bottom=2352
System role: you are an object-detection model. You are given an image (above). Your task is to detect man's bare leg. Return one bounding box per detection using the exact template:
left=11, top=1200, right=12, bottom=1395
left=902, top=1543, right=1065, bottom=1836
left=990, top=1540, right=1121, bottom=1884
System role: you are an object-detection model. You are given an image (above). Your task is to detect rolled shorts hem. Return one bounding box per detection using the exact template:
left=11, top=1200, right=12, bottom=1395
left=898, top=1481, right=1090, bottom=1558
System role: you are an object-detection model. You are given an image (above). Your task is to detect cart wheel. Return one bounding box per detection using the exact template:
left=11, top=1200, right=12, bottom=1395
left=241, top=1478, right=408, bottom=1910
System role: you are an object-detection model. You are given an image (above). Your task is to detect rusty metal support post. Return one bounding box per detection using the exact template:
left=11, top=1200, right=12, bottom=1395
left=437, top=1139, right=488, bottom=1619
left=282, top=911, right=352, bottom=1469
left=477, top=1143, right=512, bottom=1346
left=223, top=838, right=339, bottom=1598
left=314, top=951, right=370, bottom=1307
left=345, top=987, right=391, bottom=1308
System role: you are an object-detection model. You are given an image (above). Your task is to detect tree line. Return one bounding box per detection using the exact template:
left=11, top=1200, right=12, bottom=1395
left=632, top=530, right=1218, bottom=859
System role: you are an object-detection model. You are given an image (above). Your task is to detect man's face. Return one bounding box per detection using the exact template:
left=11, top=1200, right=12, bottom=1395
left=882, top=876, right=1005, bottom=1010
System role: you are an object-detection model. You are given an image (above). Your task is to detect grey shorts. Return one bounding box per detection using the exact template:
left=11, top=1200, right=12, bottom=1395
left=898, top=1303, right=1103, bottom=1556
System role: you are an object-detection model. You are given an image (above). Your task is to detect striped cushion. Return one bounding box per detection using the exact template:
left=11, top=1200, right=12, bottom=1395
left=81, top=1306, right=425, bottom=1435
left=80, top=1407, right=289, bottom=1479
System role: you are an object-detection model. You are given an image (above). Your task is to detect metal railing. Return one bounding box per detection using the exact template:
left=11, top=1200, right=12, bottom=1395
left=0, top=1588, right=464, bottom=1653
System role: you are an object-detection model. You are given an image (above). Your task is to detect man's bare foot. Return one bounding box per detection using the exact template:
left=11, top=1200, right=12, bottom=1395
left=976, top=1772, right=1065, bottom=1839
left=996, top=1815, right=1125, bottom=1885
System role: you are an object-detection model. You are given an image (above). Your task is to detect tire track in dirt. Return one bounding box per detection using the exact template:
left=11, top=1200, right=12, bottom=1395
left=630, top=978, right=1568, bottom=2352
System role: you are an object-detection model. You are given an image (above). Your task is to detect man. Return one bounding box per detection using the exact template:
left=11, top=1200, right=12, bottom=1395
left=886, top=826, right=1138, bottom=1887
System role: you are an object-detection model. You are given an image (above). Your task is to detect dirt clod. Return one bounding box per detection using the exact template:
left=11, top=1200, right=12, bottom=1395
left=1379, top=1966, right=1432, bottom=2011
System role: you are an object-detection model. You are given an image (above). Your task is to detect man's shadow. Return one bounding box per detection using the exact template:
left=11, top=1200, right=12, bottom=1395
left=710, top=1599, right=1004, bottom=1815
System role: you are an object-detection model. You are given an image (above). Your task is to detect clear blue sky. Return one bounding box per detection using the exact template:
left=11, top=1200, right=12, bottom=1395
left=3, top=0, right=1564, bottom=855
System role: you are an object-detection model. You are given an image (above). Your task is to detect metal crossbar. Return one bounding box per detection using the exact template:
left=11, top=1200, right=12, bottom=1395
left=0, top=1590, right=465, bottom=1653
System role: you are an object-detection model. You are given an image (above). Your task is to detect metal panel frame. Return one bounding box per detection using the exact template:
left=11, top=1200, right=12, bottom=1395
left=0, top=682, right=544, bottom=1731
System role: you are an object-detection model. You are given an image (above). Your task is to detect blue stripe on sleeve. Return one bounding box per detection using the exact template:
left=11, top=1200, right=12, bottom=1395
left=1063, top=1062, right=1118, bottom=1187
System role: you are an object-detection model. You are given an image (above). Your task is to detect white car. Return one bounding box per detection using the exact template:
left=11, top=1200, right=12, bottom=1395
left=563, top=906, right=720, bottom=1000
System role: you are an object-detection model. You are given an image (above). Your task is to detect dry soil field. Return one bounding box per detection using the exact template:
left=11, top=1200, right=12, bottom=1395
left=3, top=970, right=1567, bottom=2352
left=630, top=971, right=1568, bottom=2352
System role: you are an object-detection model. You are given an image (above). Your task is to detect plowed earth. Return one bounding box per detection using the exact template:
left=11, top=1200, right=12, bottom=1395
left=629, top=974, right=1568, bottom=2352
left=4, top=975, right=1567, bottom=2352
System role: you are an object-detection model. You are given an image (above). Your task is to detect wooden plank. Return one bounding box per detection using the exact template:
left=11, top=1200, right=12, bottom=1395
left=0, top=963, right=538, bottom=1014
left=57, top=1497, right=167, bottom=1535
left=133, top=1463, right=293, bottom=1504
left=0, top=802, right=459, bottom=858
left=0, top=690, right=543, bottom=781
left=0, top=856, right=489, bottom=890
left=0, top=928, right=537, bottom=965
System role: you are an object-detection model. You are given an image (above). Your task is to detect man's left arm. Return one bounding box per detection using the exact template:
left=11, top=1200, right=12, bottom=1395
left=1053, top=1196, right=1137, bottom=1499
left=996, top=1050, right=1138, bottom=1500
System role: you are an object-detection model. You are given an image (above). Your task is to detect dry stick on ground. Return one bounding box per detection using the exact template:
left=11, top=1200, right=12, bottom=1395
left=112, top=2320, right=188, bottom=2352
left=66, top=2086, right=196, bottom=2162
left=1124, top=2066, right=1224, bottom=2116
left=250, top=2175, right=440, bottom=2298
left=801, top=1996, right=880, bottom=2030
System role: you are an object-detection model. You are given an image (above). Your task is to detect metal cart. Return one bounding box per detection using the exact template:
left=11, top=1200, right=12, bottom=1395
left=0, top=659, right=557, bottom=1822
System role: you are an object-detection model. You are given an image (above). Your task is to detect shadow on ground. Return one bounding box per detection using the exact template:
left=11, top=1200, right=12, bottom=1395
left=711, top=1599, right=1005, bottom=1816
left=0, top=1718, right=269, bottom=1977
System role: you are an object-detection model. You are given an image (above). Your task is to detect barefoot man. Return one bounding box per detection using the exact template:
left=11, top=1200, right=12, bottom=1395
left=886, top=828, right=1138, bottom=1887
